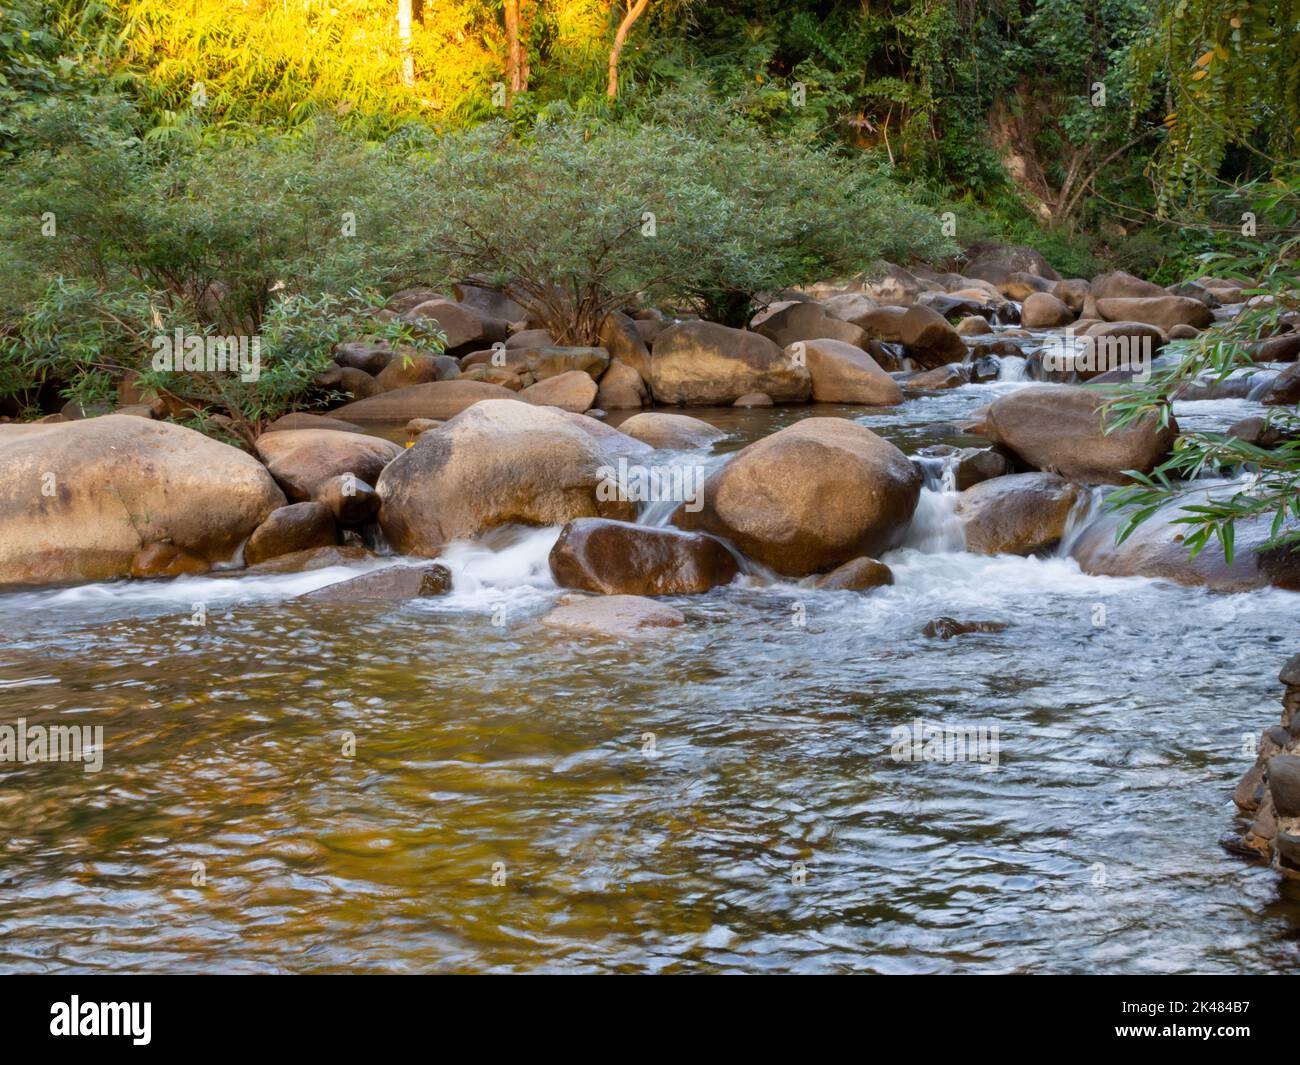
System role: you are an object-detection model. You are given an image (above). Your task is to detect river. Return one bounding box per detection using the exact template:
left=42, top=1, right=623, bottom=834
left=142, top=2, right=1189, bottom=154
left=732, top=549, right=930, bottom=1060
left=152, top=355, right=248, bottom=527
left=2, top=350, right=1298, bottom=973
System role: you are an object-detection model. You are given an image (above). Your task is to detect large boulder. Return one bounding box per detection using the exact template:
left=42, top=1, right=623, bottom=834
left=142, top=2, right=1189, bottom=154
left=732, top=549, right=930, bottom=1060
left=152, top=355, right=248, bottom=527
left=973, top=385, right=1177, bottom=484
left=0, top=415, right=285, bottom=586
left=855, top=304, right=966, bottom=368
left=597, top=313, right=652, bottom=380
left=1070, top=488, right=1300, bottom=592
left=618, top=412, right=725, bottom=449
left=1095, top=296, right=1214, bottom=332
left=549, top=518, right=738, bottom=595
left=376, top=399, right=634, bottom=555
left=956, top=473, right=1080, bottom=555
left=673, top=418, right=921, bottom=576
left=1020, top=292, right=1075, bottom=329
left=595, top=359, right=648, bottom=409
left=400, top=297, right=509, bottom=352
left=374, top=352, right=461, bottom=390
left=254, top=429, right=403, bottom=500
left=520, top=346, right=610, bottom=381
left=648, top=321, right=810, bottom=405
left=754, top=302, right=869, bottom=349
left=798, top=339, right=903, bottom=405
left=332, top=379, right=517, bottom=424
left=519, top=370, right=598, bottom=413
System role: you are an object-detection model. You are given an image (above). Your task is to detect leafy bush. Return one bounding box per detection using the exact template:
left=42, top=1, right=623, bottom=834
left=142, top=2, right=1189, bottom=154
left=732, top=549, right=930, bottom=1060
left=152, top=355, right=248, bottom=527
left=1, top=281, right=438, bottom=446
left=409, top=95, right=954, bottom=337
left=1104, top=171, right=1300, bottom=562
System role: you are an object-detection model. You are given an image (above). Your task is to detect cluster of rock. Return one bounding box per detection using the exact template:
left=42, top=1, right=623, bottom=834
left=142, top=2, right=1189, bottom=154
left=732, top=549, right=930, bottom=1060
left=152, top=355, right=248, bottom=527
left=2, top=242, right=1296, bottom=624
left=1229, top=654, right=1300, bottom=880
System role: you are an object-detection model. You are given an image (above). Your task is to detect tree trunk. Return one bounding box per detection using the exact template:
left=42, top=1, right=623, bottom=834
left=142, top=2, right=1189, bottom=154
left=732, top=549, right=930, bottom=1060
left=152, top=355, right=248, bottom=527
left=397, top=0, right=415, bottom=88
left=607, top=0, right=649, bottom=101
left=505, top=0, right=527, bottom=101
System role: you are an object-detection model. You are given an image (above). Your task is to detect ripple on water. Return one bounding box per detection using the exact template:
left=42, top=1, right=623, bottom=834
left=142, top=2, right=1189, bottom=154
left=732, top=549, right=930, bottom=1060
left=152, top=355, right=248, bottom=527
left=1, top=383, right=1299, bottom=973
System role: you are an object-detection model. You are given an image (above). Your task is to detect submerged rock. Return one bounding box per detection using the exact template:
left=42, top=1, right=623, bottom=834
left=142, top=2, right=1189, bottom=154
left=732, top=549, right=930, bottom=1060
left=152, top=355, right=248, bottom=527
left=921, top=617, right=1008, bottom=639
left=814, top=556, right=893, bottom=591
left=539, top=594, right=686, bottom=638
left=302, top=562, right=452, bottom=603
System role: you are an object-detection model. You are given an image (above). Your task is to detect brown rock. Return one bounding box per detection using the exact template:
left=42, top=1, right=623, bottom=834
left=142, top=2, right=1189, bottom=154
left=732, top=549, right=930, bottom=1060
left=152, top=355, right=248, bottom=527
left=302, top=562, right=451, bottom=603
left=673, top=418, right=921, bottom=577
left=0, top=416, right=284, bottom=587
left=956, top=473, right=1080, bottom=555
left=549, top=518, right=738, bottom=595
left=263, top=413, right=364, bottom=434
left=519, top=370, right=598, bottom=413
left=130, top=542, right=211, bottom=579
left=332, top=380, right=518, bottom=424
left=975, top=385, right=1177, bottom=484
left=314, top=474, right=381, bottom=525
left=1020, top=292, right=1075, bottom=328
left=856, top=304, right=966, bottom=368
left=649, top=321, right=810, bottom=405
left=596, top=359, right=648, bottom=409
left=539, top=594, right=686, bottom=638
left=244, top=502, right=337, bottom=566
left=1095, top=295, right=1214, bottom=331
left=520, top=346, right=610, bottom=381
left=814, top=556, right=893, bottom=591
left=618, top=412, right=726, bottom=450
left=798, top=338, right=902, bottom=405
left=254, top=429, right=402, bottom=500
left=376, top=399, right=635, bottom=556
left=755, top=302, right=869, bottom=349
left=374, top=352, right=461, bottom=390
left=733, top=392, right=773, bottom=407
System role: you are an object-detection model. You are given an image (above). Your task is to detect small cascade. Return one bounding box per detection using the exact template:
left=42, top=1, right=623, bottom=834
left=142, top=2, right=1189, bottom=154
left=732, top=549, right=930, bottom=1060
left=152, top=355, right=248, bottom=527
left=434, top=525, right=562, bottom=609
left=902, top=483, right=965, bottom=553
left=1246, top=369, right=1281, bottom=402
left=1055, top=485, right=1106, bottom=558
left=997, top=354, right=1029, bottom=381
left=634, top=451, right=730, bottom=528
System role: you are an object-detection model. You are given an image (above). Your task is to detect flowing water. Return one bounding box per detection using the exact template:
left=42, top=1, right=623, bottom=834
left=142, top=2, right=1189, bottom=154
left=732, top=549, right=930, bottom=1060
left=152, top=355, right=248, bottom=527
left=3, top=348, right=1299, bottom=974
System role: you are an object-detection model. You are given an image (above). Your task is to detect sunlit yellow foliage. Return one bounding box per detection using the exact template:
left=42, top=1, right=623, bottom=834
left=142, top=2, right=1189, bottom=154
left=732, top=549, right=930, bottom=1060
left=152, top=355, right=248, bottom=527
left=108, top=0, right=613, bottom=135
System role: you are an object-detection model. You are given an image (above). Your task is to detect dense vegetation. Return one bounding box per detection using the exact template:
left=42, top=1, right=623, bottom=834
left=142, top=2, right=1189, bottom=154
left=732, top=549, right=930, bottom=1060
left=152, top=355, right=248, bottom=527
left=1, top=1, right=1297, bottom=561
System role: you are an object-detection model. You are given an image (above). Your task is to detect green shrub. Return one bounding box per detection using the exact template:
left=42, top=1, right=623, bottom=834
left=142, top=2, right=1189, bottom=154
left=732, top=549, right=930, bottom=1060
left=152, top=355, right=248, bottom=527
left=409, top=95, right=955, bottom=336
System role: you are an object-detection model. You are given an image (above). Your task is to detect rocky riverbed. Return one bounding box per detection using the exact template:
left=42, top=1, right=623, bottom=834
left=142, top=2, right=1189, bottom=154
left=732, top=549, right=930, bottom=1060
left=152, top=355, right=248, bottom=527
left=1, top=248, right=1298, bottom=972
